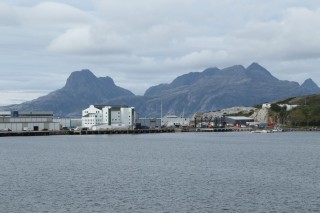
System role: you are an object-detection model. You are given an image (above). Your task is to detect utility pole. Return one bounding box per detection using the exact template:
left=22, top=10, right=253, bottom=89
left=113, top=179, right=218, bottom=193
left=160, top=101, right=163, bottom=127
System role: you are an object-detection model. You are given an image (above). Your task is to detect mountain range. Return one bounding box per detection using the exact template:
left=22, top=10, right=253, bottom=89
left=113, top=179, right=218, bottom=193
left=1, top=63, right=320, bottom=117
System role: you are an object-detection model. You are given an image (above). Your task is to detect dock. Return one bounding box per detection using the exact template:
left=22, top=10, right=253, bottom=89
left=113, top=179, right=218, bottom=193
left=1, top=127, right=318, bottom=137
left=0, top=128, right=175, bottom=137
left=72, top=128, right=175, bottom=135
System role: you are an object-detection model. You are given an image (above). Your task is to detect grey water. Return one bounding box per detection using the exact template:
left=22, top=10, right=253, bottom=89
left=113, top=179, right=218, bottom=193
left=0, top=132, right=319, bottom=213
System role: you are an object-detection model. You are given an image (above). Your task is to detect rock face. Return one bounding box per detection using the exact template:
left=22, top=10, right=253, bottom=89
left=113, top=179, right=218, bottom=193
left=2, top=69, right=134, bottom=117
left=140, top=62, right=320, bottom=116
left=1, top=63, right=320, bottom=117
left=301, top=78, right=320, bottom=93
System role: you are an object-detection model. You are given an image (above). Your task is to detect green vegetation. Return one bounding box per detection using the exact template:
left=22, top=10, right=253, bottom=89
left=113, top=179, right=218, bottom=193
left=253, top=104, right=262, bottom=109
left=287, top=94, right=320, bottom=105
left=268, top=104, right=288, bottom=125
left=270, top=94, right=320, bottom=127
left=287, top=105, right=320, bottom=126
left=276, top=97, right=295, bottom=104
left=270, top=103, right=282, bottom=112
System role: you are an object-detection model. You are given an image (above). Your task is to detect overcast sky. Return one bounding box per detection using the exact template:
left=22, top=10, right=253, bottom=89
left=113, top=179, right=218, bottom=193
left=1, top=0, right=320, bottom=105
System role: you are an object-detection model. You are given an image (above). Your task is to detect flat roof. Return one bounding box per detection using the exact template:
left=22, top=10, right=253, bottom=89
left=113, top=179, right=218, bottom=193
left=93, top=105, right=130, bottom=110
left=226, top=116, right=254, bottom=120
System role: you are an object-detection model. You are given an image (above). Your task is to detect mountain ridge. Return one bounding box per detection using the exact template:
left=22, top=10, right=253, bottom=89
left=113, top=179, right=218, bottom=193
left=1, top=63, right=320, bottom=117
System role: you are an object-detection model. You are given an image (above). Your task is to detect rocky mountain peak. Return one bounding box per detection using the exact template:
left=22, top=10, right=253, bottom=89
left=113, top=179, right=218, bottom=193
left=98, top=76, right=115, bottom=85
left=245, top=62, right=277, bottom=81
left=1, top=63, right=319, bottom=117
left=301, top=78, right=320, bottom=93
left=64, top=69, right=97, bottom=89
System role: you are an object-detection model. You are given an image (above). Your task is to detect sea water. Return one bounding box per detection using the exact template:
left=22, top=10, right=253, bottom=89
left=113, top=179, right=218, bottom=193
left=0, top=132, right=319, bottom=212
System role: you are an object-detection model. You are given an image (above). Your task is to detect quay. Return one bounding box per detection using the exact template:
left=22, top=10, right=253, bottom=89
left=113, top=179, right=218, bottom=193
left=0, top=127, right=247, bottom=137
left=73, top=128, right=175, bottom=135
left=1, top=127, right=318, bottom=137
left=0, top=128, right=175, bottom=137
left=195, top=127, right=252, bottom=132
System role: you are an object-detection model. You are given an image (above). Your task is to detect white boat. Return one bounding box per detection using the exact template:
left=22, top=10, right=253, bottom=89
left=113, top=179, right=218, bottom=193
left=250, top=129, right=272, bottom=133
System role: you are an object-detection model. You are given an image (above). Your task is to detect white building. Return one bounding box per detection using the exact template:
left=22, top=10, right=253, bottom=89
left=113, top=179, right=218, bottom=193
left=262, top=103, right=298, bottom=111
left=53, top=118, right=82, bottom=129
left=82, top=105, right=135, bottom=130
left=161, top=115, right=190, bottom=127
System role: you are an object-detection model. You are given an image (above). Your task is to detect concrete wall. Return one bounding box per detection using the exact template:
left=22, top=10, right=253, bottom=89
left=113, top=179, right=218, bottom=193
left=0, top=122, right=60, bottom=131
left=53, top=118, right=82, bottom=128
left=137, top=118, right=161, bottom=129
left=162, top=116, right=190, bottom=127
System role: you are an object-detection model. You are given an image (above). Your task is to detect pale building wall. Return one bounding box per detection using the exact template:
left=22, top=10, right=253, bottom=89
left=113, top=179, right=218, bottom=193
left=0, top=122, right=60, bottom=131
left=82, top=105, right=103, bottom=129
left=82, top=105, right=135, bottom=130
left=162, top=115, right=190, bottom=127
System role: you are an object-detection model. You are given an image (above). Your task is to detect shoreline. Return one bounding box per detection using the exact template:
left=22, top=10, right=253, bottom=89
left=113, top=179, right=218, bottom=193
left=0, top=127, right=319, bottom=137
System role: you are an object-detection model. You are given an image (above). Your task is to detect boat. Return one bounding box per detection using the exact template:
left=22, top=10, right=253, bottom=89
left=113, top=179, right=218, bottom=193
left=250, top=129, right=272, bottom=133
left=272, top=128, right=283, bottom=132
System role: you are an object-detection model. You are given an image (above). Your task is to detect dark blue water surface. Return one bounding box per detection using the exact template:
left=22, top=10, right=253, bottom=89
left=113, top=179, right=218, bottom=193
left=1, top=132, right=320, bottom=212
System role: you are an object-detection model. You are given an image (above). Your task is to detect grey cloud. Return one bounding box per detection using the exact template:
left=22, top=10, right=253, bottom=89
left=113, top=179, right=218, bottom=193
left=0, top=3, right=19, bottom=26
left=1, top=0, right=320, bottom=104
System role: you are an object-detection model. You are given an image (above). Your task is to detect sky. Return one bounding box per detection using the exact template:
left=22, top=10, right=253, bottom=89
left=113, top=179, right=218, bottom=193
left=1, top=0, right=320, bottom=106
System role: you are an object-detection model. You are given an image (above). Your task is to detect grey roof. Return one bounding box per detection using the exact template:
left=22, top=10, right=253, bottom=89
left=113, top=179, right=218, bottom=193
left=225, top=116, right=254, bottom=120
left=93, top=104, right=129, bottom=110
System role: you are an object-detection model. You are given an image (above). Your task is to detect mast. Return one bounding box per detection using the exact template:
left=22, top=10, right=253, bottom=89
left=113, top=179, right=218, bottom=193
left=160, top=101, right=163, bottom=126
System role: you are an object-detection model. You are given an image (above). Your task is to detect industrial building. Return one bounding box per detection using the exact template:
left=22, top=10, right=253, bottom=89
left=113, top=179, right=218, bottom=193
left=53, top=118, right=82, bottom=129
left=224, top=116, right=254, bottom=127
left=0, top=111, right=60, bottom=131
left=161, top=115, right=190, bottom=127
left=82, top=105, right=136, bottom=130
left=136, top=118, right=161, bottom=129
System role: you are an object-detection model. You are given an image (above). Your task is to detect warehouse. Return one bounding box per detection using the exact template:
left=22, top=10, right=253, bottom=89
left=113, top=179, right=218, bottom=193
left=161, top=115, right=190, bottom=127
left=53, top=118, right=82, bottom=129
left=136, top=118, right=161, bottom=129
left=0, top=111, right=60, bottom=131
left=224, top=116, right=254, bottom=127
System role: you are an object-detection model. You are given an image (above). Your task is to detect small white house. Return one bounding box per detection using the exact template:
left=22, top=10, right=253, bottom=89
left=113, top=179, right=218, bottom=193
left=82, top=105, right=135, bottom=130
left=262, top=103, right=298, bottom=111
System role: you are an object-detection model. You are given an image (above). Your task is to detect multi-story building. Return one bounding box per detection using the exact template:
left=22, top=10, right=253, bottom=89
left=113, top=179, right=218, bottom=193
left=82, top=105, right=135, bottom=130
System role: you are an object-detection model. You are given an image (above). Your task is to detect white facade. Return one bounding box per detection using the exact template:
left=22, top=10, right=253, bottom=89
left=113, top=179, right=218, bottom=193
left=53, top=118, right=82, bottom=129
left=262, top=103, right=298, bottom=111
left=0, top=111, right=60, bottom=131
left=0, top=111, right=11, bottom=117
left=82, top=105, right=135, bottom=130
left=161, top=115, right=190, bottom=127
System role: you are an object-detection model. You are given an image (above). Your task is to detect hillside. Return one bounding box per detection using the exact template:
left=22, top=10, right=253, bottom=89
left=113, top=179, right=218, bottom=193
left=267, top=94, right=320, bottom=126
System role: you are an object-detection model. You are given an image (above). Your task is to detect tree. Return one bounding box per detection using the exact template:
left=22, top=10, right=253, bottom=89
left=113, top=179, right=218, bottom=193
left=270, top=104, right=281, bottom=112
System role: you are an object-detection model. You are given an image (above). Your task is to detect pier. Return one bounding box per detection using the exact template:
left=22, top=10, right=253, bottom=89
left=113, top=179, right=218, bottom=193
left=0, top=128, right=175, bottom=137
left=1, top=127, right=319, bottom=137
left=73, top=128, right=175, bottom=135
